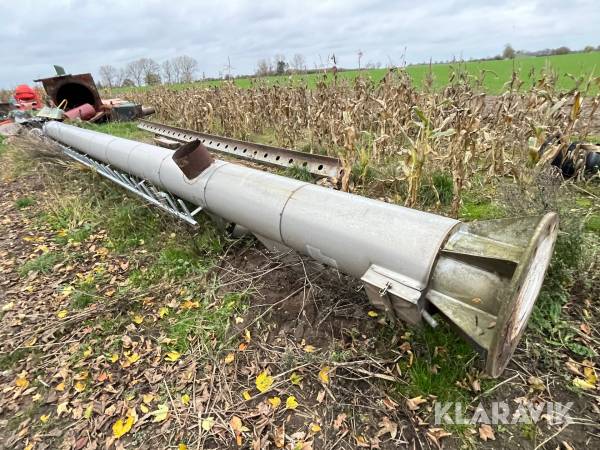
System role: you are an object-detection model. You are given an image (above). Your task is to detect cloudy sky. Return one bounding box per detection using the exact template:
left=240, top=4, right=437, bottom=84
left=1, top=0, right=598, bottom=88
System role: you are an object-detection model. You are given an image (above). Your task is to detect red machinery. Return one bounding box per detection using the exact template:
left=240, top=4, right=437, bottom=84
left=13, top=85, right=43, bottom=111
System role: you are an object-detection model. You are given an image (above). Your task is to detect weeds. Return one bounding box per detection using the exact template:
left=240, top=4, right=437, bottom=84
left=19, top=251, right=64, bottom=275
left=15, top=197, right=35, bottom=209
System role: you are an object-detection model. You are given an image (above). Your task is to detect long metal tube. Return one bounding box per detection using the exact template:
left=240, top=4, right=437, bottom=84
left=44, top=121, right=458, bottom=289
left=44, top=121, right=559, bottom=377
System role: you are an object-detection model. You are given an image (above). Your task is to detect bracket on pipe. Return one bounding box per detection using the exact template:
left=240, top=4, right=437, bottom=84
left=60, top=146, right=203, bottom=226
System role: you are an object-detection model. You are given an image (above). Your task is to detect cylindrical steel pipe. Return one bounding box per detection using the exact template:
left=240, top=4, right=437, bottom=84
left=44, top=121, right=458, bottom=288
left=44, top=121, right=558, bottom=377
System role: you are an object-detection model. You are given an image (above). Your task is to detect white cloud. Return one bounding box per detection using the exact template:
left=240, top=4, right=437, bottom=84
left=0, top=0, right=598, bottom=87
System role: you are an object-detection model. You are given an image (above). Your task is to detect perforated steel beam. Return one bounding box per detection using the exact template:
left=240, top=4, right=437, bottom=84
left=138, top=119, right=342, bottom=178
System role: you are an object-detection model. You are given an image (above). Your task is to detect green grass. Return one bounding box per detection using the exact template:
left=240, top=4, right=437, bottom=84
left=107, top=51, right=600, bottom=96
left=460, top=198, right=505, bottom=220
left=0, top=348, right=31, bottom=370
left=15, top=197, right=35, bottom=209
left=77, top=121, right=151, bottom=141
left=585, top=214, right=600, bottom=234
left=396, top=324, right=477, bottom=402
left=19, top=252, right=64, bottom=276
left=164, top=291, right=248, bottom=353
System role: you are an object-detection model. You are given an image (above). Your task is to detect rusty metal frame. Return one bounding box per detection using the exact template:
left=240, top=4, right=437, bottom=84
left=138, top=119, right=342, bottom=178
left=34, top=73, right=102, bottom=110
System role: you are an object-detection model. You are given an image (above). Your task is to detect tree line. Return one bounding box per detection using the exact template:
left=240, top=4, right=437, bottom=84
left=499, top=43, right=599, bottom=60
left=98, top=56, right=198, bottom=88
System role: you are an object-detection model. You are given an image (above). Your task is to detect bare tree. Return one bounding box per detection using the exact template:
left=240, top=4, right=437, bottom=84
left=125, top=59, right=145, bottom=86
left=357, top=50, right=363, bottom=70
left=256, top=59, right=270, bottom=76
left=172, top=56, right=198, bottom=83
left=139, top=58, right=160, bottom=85
left=162, top=60, right=174, bottom=84
left=99, top=65, right=118, bottom=88
left=291, top=54, right=306, bottom=73
left=116, top=68, right=127, bottom=87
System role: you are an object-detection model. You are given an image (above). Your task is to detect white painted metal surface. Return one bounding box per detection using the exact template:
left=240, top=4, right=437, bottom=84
left=44, top=121, right=559, bottom=377
left=44, top=121, right=459, bottom=299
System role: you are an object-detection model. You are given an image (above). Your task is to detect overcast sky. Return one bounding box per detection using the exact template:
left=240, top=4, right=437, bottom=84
left=1, top=0, right=598, bottom=88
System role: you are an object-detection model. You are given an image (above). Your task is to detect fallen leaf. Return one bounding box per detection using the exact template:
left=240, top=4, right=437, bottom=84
left=479, top=424, right=495, bottom=441
left=377, top=416, right=398, bottom=439
left=573, top=378, right=595, bottom=390
left=15, top=375, right=29, bottom=389
left=256, top=371, right=274, bottom=393
left=142, top=393, right=154, bottom=404
left=74, top=382, right=86, bottom=393
left=224, top=352, right=235, bottom=364
left=274, top=424, right=285, bottom=448
left=242, top=390, right=252, bottom=401
left=165, top=351, right=181, bottom=362
left=333, top=413, right=347, bottom=430
left=110, top=353, right=119, bottom=363
left=286, top=396, right=298, bottom=410
left=181, top=300, right=199, bottom=309
left=113, top=415, right=135, bottom=439
left=244, top=329, right=251, bottom=342
left=201, top=417, right=215, bottom=431
left=583, top=366, right=597, bottom=386
left=406, top=396, right=427, bottom=411
left=84, top=404, right=93, bottom=419
left=151, top=403, right=169, bottom=422
left=57, top=401, right=70, bottom=417
left=125, top=352, right=140, bottom=365
left=181, top=393, right=190, bottom=406
left=178, top=444, right=187, bottom=450
left=230, top=416, right=244, bottom=446
left=316, top=389, right=326, bottom=403
left=132, top=314, right=144, bottom=324
left=57, top=310, right=68, bottom=319
left=310, top=423, right=321, bottom=433
left=303, top=345, right=317, bottom=353
left=40, top=414, right=50, bottom=423
left=565, top=360, right=582, bottom=376
left=82, top=348, right=92, bottom=358
left=140, top=404, right=149, bottom=414
left=290, top=372, right=303, bottom=385
left=158, top=307, right=170, bottom=318
left=528, top=376, right=545, bottom=391
left=426, top=427, right=452, bottom=448
left=318, top=366, right=330, bottom=384
left=55, top=382, right=65, bottom=392
left=268, top=396, right=281, bottom=408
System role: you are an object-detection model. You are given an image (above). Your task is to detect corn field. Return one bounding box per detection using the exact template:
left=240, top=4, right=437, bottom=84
left=121, top=68, right=599, bottom=216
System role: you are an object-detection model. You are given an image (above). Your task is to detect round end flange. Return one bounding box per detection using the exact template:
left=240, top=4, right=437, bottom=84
left=486, top=212, right=559, bottom=377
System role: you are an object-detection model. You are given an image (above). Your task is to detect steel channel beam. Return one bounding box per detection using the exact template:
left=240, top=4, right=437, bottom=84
left=138, top=119, right=342, bottom=178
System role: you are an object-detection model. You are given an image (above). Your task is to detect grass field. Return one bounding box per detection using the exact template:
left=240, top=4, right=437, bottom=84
left=109, top=51, right=600, bottom=95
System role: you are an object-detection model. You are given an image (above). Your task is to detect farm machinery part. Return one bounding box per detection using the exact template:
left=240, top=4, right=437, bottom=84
left=44, top=121, right=559, bottom=378
left=138, top=119, right=342, bottom=178
left=34, top=70, right=154, bottom=122
left=539, top=133, right=600, bottom=177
